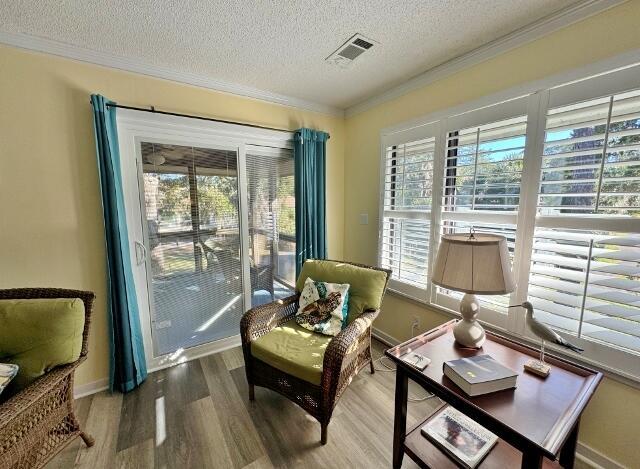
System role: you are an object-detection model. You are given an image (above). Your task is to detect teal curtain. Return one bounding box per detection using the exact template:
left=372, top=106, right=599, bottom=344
left=91, top=95, right=147, bottom=393
left=294, top=128, right=329, bottom=277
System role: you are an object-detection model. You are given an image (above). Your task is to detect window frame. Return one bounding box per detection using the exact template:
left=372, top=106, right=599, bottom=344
left=377, top=60, right=640, bottom=383
left=378, top=121, right=444, bottom=300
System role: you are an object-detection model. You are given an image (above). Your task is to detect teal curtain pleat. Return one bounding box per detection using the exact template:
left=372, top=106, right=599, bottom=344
left=294, top=128, right=329, bottom=277
left=91, top=95, right=147, bottom=393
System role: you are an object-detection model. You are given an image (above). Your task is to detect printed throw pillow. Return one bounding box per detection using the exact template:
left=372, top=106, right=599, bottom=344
left=0, top=363, right=19, bottom=397
left=295, top=278, right=350, bottom=336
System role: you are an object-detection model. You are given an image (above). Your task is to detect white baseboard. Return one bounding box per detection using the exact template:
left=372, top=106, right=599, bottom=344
left=371, top=329, right=625, bottom=469
left=372, top=327, right=401, bottom=347
left=74, top=378, right=109, bottom=399
left=576, top=442, right=625, bottom=469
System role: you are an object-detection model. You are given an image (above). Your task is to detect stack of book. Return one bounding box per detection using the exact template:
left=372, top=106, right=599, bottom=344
left=443, top=355, right=518, bottom=397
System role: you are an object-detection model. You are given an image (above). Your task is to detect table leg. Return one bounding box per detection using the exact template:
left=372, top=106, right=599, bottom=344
left=521, top=451, right=543, bottom=469
left=559, top=419, right=580, bottom=469
left=392, top=368, right=408, bottom=469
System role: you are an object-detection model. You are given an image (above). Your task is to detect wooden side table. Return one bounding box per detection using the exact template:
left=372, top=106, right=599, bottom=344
left=385, top=320, right=602, bottom=469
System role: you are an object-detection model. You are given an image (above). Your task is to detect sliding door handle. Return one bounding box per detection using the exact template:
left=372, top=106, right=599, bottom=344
left=134, top=241, right=147, bottom=265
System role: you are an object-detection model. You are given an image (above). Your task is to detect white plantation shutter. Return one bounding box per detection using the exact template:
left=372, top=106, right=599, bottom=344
left=377, top=65, right=640, bottom=377
left=540, top=90, right=640, bottom=216
left=381, top=218, right=430, bottom=287
left=530, top=85, right=640, bottom=356
left=380, top=137, right=435, bottom=296
left=529, top=229, right=640, bottom=353
left=443, top=115, right=527, bottom=212
left=383, top=137, right=434, bottom=211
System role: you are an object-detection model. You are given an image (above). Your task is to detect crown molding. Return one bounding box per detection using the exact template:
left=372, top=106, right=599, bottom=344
left=345, top=0, right=627, bottom=118
left=0, top=0, right=626, bottom=119
left=0, top=31, right=344, bottom=117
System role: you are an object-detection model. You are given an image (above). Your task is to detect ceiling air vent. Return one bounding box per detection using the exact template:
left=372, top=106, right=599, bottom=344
left=326, top=33, right=377, bottom=68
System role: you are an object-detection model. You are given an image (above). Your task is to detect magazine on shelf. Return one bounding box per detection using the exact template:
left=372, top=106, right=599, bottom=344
left=421, top=406, right=498, bottom=469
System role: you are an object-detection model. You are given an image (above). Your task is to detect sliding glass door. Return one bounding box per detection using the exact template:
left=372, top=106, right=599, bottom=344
left=117, top=109, right=294, bottom=368
left=140, top=142, right=244, bottom=356
left=245, top=146, right=296, bottom=307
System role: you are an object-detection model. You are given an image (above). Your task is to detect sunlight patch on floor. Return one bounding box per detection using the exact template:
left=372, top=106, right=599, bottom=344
left=155, top=396, right=166, bottom=447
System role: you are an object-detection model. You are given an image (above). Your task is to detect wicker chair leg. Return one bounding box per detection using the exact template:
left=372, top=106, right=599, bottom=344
left=369, top=339, right=376, bottom=374
left=80, top=431, right=95, bottom=447
left=248, top=383, right=255, bottom=401
left=321, top=422, right=328, bottom=445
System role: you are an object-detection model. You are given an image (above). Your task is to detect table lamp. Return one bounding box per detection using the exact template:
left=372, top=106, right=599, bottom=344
left=431, top=232, right=515, bottom=348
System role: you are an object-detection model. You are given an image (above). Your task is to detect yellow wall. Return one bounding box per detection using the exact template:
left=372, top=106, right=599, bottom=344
left=343, top=2, right=640, bottom=466
left=0, top=44, right=345, bottom=389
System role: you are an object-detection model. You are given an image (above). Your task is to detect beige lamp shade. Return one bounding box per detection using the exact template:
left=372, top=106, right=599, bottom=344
left=431, top=233, right=515, bottom=294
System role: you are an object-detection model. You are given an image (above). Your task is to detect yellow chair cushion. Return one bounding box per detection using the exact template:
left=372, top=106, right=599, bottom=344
left=251, top=320, right=332, bottom=385
left=296, top=259, right=388, bottom=324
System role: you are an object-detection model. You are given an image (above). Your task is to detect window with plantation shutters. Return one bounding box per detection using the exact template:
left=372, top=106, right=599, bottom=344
left=380, top=137, right=434, bottom=295
left=528, top=87, right=640, bottom=355
left=377, top=63, right=640, bottom=379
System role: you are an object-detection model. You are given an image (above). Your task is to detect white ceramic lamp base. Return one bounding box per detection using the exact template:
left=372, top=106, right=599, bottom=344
left=453, top=293, right=486, bottom=348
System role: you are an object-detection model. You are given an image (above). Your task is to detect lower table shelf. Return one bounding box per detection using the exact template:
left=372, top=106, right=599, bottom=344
left=403, top=409, right=561, bottom=469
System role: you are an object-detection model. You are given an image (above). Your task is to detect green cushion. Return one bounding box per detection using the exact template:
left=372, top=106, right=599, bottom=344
left=251, top=320, right=332, bottom=385
left=0, top=298, right=85, bottom=394
left=296, top=260, right=388, bottom=323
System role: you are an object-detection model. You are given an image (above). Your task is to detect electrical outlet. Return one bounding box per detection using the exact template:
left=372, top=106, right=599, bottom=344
left=359, top=213, right=369, bottom=225
left=411, top=316, right=420, bottom=336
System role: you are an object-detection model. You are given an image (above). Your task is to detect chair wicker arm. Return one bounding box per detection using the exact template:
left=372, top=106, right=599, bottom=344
left=240, top=294, right=299, bottom=345
left=321, top=309, right=379, bottom=409
left=0, top=361, right=80, bottom=425
left=0, top=361, right=86, bottom=468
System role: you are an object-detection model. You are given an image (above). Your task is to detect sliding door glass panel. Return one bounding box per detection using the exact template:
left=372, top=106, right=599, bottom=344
left=245, top=147, right=295, bottom=306
left=141, top=142, right=243, bottom=357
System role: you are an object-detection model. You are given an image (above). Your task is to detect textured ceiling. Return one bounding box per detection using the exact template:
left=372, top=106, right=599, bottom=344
left=1, top=0, right=581, bottom=109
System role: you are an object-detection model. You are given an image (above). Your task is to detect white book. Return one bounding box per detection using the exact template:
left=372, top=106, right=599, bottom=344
left=400, top=352, right=431, bottom=371
left=421, top=407, right=498, bottom=469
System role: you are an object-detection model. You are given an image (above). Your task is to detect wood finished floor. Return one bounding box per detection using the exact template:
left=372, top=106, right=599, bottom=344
left=46, top=340, right=438, bottom=469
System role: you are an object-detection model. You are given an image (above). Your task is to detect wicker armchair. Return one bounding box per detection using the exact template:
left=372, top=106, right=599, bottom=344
left=240, top=261, right=390, bottom=445
left=0, top=288, right=95, bottom=469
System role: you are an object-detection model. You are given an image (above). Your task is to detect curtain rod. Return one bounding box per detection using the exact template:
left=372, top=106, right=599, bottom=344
left=104, top=103, right=292, bottom=133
